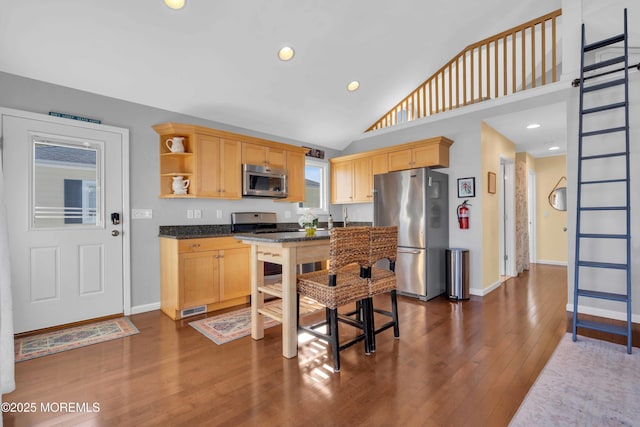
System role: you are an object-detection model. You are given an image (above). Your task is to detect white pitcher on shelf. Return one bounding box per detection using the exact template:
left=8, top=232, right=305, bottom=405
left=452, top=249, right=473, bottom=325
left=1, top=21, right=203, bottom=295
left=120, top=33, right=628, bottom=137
left=165, top=137, right=185, bottom=153
left=172, top=176, right=190, bottom=195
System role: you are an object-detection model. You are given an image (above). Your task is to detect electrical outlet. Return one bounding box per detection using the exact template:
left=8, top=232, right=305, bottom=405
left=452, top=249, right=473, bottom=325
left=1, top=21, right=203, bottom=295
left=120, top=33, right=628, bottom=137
left=194, top=209, right=202, bottom=219
left=216, top=209, right=223, bottom=219
left=187, top=210, right=194, bottom=219
left=284, top=211, right=291, bottom=219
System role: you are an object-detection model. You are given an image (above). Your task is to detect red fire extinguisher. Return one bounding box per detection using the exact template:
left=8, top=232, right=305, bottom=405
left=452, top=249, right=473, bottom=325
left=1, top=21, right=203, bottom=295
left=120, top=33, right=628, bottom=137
left=457, top=200, right=471, bottom=229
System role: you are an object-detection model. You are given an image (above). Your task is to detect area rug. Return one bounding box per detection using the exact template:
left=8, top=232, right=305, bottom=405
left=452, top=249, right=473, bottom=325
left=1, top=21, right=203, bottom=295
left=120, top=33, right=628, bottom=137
left=510, top=333, right=640, bottom=426
left=189, top=304, right=280, bottom=345
left=14, top=318, right=139, bottom=362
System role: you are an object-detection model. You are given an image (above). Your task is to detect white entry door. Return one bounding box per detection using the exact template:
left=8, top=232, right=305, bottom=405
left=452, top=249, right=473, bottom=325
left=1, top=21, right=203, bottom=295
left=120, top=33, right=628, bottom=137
left=2, top=109, right=129, bottom=333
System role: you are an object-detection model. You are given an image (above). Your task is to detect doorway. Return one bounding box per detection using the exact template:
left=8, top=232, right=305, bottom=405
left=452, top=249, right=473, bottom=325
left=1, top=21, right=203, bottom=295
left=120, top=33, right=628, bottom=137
left=1, top=108, right=130, bottom=333
left=499, top=158, right=515, bottom=277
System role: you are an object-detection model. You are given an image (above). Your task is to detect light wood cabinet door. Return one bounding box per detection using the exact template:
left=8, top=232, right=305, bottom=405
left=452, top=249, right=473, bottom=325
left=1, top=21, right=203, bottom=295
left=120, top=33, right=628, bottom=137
left=281, top=150, right=305, bottom=202
left=196, top=134, right=221, bottom=197
left=353, top=157, right=373, bottom=202
left=413, top=144, right=449, bottom=168
left=371, top=153, right=389, bottom=176
left=219, top=138, right=242, bottom=199
left=180, top=252, right=220, bottom=308
left=219, top=247, right=250, bottom=300
left=242, top=142, right=286, bottom=169
left=331, top=160, right=354, bottom=204
left=388, top=149, right=413, bottom=171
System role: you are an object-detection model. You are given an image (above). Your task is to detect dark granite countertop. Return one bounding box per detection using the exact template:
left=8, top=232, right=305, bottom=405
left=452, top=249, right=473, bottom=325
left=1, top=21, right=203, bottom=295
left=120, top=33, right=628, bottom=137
left=158, top=221, right=370, bottom=239
left=234, top=230, right=331, bottom=243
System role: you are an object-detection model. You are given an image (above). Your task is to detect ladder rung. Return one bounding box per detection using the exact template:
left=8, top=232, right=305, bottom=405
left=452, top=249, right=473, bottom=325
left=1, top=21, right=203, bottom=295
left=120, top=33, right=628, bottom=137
left=583, top=55, right=626, bottom=72
left=577, top=289, right=628, bottom=302
left=582, top=126, right=627, bottom=137
left=581, top=151, right=626, bottom=160
left=578, top=233, right=628, bottom=239
left=584, top=34, right=625, bottom=52
left=583, top=78, right=626, bottom=93
left=580, top=178, right=626, bottom=185
left=579, top=206, right=627, bottom=211
left=582, top=102, right=626, bottom=114
left=578, top=260, right=627, bottom=270
left=576, top=319, right=628, bottom=336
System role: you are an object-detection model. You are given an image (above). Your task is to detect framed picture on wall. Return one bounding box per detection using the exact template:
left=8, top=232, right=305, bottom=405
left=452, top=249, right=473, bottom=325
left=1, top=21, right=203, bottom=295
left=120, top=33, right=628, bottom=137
left=457, top=177, right=475, bottom=198
left=488, top=172, right=497, bottom=194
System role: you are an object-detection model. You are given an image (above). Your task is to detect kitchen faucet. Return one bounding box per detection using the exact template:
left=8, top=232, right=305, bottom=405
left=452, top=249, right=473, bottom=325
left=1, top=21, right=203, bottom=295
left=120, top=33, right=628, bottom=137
left=343, top=207, right=348, bottom=227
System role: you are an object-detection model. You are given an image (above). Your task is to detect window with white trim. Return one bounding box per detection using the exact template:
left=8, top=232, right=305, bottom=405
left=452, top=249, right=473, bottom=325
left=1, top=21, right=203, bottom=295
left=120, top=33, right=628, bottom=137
left=297, top=159, right=328, bottom=215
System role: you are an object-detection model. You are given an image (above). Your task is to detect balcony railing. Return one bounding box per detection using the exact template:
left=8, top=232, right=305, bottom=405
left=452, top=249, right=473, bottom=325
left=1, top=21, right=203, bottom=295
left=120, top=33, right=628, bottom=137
left=366, top=9, right=562, bottom=132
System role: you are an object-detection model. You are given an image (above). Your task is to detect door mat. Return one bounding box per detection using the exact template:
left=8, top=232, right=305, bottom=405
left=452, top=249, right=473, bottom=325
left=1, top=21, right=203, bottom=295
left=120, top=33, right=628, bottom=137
left=189, top=304, right=280, bottom=345
left=14, top=317, right=139, bottom=362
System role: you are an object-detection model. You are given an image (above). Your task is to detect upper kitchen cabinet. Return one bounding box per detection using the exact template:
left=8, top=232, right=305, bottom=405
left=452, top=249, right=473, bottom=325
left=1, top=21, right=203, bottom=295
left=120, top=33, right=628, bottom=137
left=330, top=154, right=387, bottom=204
left=387, top=137, right=453, bottom=171
left=276, top=149, right=306, bottom=203
left=242, top=142, right=286, bottom=169
left=153, top=123, right=308, bottom=200
left=195, top=134, right=242, bottom=199
left=329, top=136, right=452, bottom=203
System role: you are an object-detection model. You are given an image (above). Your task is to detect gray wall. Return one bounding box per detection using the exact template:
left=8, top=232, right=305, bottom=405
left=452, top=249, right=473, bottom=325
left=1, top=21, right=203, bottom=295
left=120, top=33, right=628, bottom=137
left=0, top=71, right=341, bottom=309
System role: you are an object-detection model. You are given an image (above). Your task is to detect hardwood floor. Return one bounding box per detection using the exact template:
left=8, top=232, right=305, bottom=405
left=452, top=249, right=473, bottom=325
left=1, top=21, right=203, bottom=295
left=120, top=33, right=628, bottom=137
left=4, top=264, right=569, bottom=427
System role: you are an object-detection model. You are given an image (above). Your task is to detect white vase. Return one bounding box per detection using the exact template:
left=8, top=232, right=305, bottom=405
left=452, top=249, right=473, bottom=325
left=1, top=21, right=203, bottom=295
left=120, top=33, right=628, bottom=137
left=172, top=176, right=190, bottom=195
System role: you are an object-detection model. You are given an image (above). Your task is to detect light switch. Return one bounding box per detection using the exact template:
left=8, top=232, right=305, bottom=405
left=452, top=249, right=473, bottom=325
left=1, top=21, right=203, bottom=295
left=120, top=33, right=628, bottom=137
left=216, top=209, right=223, bottom=219
left=132, top=209, right=152, bottom=219
left=187, top=210, right=194, bottom=219
left=194, top=209, right=202, bottom=219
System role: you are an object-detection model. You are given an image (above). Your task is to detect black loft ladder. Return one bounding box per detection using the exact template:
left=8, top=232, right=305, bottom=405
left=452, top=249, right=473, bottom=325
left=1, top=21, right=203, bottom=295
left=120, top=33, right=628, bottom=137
left=572, top=8, right=633, bottom=354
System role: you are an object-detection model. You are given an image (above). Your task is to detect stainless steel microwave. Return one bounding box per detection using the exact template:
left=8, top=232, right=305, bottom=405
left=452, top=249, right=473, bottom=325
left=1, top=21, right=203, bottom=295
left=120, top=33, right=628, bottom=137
left=242, top=164, right=288, bottom=198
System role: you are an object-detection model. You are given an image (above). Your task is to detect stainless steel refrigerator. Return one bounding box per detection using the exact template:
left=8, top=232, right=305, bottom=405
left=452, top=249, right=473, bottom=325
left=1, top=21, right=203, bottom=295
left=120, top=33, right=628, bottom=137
left=373, top=168, right=449, bottom=300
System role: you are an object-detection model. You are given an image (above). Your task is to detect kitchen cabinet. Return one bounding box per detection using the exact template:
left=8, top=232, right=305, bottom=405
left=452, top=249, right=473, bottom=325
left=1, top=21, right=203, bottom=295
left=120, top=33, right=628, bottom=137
left=330, top=153, right=389, bottom=204
left=154, top=123, right=308, bottom=199
left=330, top=136, right=452, bottom=203
left=277, top=149, right=306, bottom=203
left=330, top=159, right=355, bottom=203
left=242, top=142, right=286, bottom=169
left=387, top=138, right=453, bottom=171
left=160, top=236, right=251, bottom=320
left=196, top=134, right=242, bottom=199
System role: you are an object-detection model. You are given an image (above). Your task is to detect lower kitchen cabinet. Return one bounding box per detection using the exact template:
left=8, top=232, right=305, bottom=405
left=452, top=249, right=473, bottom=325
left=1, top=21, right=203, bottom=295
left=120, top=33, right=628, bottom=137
left=160, top=236, right=250, bottom=320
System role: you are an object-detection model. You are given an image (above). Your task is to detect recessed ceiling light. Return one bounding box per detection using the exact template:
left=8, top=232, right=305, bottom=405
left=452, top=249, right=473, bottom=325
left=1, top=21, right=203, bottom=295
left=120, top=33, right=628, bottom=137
left=347, top=80, right=360, bottom=92
left=526, top=123, right=541, bottom=129
left=164, top=0, right=185, bottom=10
left=548, top=146, right=560, bottom=151
left=278, top=46, right=295, bottom=61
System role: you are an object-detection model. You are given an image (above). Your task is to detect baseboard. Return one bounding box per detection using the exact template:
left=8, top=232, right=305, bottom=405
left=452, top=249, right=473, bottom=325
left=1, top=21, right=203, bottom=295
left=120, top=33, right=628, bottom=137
left=470, top=280, right=502, bottom=297
left=536, top=260, right=568, bottom=266
left=131, top=302, right=161, bottom=315
left=565, top=309, right=640, bottom=348
left=566, top=304, right=640, bottom=324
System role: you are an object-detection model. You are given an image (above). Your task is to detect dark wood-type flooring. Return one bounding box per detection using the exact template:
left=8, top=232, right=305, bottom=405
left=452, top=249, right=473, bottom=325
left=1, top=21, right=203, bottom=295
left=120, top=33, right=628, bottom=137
left=4, top=264, right=570, bottom=426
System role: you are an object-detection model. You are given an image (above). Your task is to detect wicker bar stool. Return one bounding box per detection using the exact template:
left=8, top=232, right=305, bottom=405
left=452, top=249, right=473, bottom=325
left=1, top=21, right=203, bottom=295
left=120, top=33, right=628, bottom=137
left=363, top=226, right=400, bottom=352
left=296, top=227, right=372, bottom=372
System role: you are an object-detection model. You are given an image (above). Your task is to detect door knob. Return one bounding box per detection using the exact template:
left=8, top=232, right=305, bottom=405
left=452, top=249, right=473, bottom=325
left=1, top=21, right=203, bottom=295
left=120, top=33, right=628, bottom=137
left=112, top=230, right=120, bottom=237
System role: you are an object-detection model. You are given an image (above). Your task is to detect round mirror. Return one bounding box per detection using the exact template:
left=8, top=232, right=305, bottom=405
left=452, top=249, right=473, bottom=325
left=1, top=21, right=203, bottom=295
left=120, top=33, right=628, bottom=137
left=549, top=187, right=567, bottom=211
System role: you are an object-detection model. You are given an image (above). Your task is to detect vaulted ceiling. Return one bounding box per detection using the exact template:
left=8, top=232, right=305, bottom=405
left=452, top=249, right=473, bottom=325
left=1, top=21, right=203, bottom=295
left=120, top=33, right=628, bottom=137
left=0, top=0, right=560, bottom=150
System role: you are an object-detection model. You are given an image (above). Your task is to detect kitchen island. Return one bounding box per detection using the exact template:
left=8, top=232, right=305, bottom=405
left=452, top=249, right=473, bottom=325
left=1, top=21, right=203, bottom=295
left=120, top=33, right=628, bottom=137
left=235, top=230, right=330, bottom=358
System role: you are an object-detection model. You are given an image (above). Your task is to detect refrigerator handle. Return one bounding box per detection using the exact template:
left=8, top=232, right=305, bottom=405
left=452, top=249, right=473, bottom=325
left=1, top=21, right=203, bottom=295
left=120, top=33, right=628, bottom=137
left=373, top=189, right=378, bottom=226
left=398, top=248, right=421, bottom=254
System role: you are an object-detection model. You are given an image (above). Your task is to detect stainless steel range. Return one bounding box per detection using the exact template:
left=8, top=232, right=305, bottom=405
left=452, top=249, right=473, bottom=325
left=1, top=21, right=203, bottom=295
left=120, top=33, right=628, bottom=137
left=231, top=212, right=284, bottom=276
left=231, top=212, right=322, bottom=275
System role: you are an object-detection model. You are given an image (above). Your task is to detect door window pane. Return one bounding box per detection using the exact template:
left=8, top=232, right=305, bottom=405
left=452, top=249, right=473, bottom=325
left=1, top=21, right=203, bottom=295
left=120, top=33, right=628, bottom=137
left=33, top=139, right=101, bottom=228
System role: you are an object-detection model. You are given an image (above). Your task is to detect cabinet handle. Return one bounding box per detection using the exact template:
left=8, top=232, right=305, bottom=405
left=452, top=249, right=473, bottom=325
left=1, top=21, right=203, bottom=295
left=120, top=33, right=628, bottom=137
left=190, top=243, right=201, bottom=249
left=270, top=253, right=280, bottom=257
left=262, top=252, right=272, bottom=256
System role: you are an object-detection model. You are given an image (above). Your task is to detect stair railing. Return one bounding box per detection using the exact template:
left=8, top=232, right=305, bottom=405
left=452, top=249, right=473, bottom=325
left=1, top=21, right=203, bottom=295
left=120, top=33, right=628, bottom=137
left=366, top=9, right=562, bottom=132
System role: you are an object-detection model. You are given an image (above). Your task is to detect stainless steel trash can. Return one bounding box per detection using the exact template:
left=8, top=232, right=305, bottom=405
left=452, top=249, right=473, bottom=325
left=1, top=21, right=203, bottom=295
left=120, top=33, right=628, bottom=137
left=445, top=248, right=470, bottom=300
